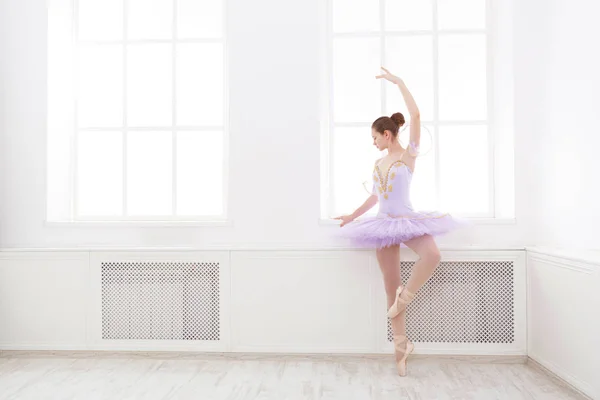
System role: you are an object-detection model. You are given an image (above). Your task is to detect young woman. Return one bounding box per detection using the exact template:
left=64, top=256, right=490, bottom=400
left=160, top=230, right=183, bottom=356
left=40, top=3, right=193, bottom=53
left=336, top=67, right=465, bottom=376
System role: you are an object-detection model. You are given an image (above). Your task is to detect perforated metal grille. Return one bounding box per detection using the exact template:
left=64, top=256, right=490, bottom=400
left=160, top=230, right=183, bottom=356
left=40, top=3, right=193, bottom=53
left=101, top=261, right=220, bottom=341
left=386, top=261, right=514, bottom=344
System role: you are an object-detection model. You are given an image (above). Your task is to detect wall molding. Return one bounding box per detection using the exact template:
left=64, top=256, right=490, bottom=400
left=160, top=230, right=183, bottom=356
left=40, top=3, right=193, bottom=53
left=528, top=356, right=595, bottom=400
left=528, top=253, right=596, bottom=275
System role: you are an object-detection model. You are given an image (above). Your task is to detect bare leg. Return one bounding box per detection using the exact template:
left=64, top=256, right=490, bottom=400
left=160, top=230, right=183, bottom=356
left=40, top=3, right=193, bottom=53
left=376, top=245, right=411, bottom=374
left=403, top=234, right=441, bottom=295
left=376, top=244, right=402, bottom=309
left=387, top=235, right=441, bottom=318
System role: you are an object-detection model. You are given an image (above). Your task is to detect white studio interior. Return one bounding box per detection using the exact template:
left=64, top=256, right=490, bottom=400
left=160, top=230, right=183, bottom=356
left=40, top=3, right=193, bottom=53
left=0, top=0, right=599, bottom=399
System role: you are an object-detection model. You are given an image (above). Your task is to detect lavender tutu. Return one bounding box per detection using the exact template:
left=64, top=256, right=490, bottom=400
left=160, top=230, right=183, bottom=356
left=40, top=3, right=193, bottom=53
left=338, top=155, right=468, bottom=249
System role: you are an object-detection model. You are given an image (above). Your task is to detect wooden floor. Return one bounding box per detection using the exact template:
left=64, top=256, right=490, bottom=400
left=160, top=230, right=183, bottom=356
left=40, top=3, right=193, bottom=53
left=0, top=353, right=587, bottom=400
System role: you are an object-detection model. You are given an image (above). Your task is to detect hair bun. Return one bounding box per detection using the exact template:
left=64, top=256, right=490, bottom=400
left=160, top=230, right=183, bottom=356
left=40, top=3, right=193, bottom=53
left=390, top=112, right=405, bottom=127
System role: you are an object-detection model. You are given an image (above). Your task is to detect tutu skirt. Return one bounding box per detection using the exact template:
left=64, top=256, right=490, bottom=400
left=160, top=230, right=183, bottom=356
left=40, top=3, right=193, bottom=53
left=338, top=211, right=468, bottom=249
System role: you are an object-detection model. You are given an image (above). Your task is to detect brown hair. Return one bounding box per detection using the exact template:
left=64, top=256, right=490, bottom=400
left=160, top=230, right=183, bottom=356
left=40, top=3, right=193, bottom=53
left=372, top=112, right=405, bottom=137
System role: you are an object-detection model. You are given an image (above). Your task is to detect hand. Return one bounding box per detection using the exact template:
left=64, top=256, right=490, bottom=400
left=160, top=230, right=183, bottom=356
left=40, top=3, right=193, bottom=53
left=334, top=215, right=355, bottom=227
left=375, top=66, right=402, bottom=84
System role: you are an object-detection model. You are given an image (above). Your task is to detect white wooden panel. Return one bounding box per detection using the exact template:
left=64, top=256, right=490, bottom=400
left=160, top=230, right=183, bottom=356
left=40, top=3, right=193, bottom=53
left=230, top=250, right=376, bottom=353
left=0, top=252, right=89, bottom=349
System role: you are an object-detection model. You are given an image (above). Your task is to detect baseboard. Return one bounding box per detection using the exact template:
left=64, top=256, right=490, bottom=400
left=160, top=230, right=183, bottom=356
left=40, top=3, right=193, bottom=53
left=527, top=357, right=595, bottom=400
left=0, top=350, right=527, bottom=364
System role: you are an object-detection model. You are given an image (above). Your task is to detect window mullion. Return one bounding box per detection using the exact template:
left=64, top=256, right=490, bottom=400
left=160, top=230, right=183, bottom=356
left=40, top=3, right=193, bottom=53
left=486, top=0, right=495, bottom=217
left=433, top=0, right=441, bottom=210
left=379, top=0, right=386, bottom=117
left=172, top=0, right=178, bottom=216
left=122, top=0, right=129, bottom=217
left=72, top=0, right=80, bottom=220
left=327, top=0, right=336, bottom=217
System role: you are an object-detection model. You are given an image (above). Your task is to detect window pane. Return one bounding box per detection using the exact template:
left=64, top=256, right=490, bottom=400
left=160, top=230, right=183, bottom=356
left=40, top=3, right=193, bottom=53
left=177, top=44, right=223, bottom=126
left=176, top=131, right=223, bottom=216
left=333, top=0, right=379, bottom=33
left=127, top=131, right=173, bottom=215
left=128, top=0, right=173, bottom=40
left=78, top=0, right=123, bottom=41
left=333, top=38, right=380, bottom=123
left=438, top=35, right=487, bottom=121
left=398, top=124, right=436, bottom=210
left=385, top=36, right=433, bottom=121
left=78, top=46, right=123, bottom=128
left=438, top=0, right=486, bottom=30
left=332, top=127, right=383, bottom=214
left=385, top=0, right=432, bottom=31
left=127, top=44, right=172, bottom=126
left=77, top=131, right=123, bottom=216
left=439, top=125, right=489, bottom=214
left=177, top=0, right=222, bottom=39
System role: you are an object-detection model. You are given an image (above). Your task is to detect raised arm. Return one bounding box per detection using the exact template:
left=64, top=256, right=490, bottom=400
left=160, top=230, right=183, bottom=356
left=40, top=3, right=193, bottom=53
left=376, top=67, right=421, bottom=151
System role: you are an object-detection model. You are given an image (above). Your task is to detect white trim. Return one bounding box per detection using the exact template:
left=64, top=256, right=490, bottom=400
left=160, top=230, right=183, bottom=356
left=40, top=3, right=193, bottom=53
left=224, top=345, right=378, bottom=354
left=77, top=125, right=225, bottom=131
left=78, top=38, right=224, bottom=45
left=379, top=0, right=386, bottom=115
left=44, top=219, right=233, bottom=228
left=528, top=253, right=598, bottom=274
left=319, top=217, right=516, bottom=226
left=486, top=0, right=495, bottom=219
left=432, top=0, right=441, bottom=210
left=332, top=30, right=488, bottom=38
left=414, top=346, right=526, bottom=356
left=526, top=247, right=600, bottom=266
left=72, top=214, right=228, bottom=221
left=72, top=0, right=80, bottom=221
left=0, top=246, right=527, bottom=253
left=526, top=247, right=532, bottom=363
left=333, top=120, right=489, bottom=127
left=221, top=0, right=230, bottom=223
left=172, top=131, right=178, bottom=214
left=0, top=251, right=90, bottom=260
left=171, top=0, right=178, bottom=216
left=0, top=350, right=529, bottom=364
left=326, top=0, right=335, bottom=220
left=122, top=0, right=129, bottom=217
left=528, top=357, right=597, bottom=400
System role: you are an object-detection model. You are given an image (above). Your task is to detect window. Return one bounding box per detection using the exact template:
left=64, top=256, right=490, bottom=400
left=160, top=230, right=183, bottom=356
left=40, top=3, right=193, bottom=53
left=323, top=0, right=514, bottom=220
left=47, top=0, right=227, bottom=222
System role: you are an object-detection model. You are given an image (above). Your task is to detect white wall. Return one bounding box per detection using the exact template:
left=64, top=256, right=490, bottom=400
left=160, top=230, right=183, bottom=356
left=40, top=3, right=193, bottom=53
left=511, top=0, right=551, bottom=249
left=525, top=0, right=600, bottom=250
left=0, top=0, right=6, bottom=245
left=0, top=0, right=531, bottom=249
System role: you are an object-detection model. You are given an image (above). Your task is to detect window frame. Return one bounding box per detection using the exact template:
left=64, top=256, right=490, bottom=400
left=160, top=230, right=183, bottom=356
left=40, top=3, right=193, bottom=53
left=322, top=0, right=508, bottom=222
left=47, top=0, right=230, bottom=223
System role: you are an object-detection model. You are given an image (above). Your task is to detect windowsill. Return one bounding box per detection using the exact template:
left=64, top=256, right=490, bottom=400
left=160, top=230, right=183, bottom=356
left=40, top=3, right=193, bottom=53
left=318, top=217, right=517, bottom=226
left=44, top=219, right=233, bottom=228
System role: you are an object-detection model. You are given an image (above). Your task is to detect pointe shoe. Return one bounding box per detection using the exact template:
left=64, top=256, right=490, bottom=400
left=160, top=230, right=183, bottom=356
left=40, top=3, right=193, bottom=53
left=393, top=334, right=414, bottom=376
left=387, top=285, right=415, bottom=319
